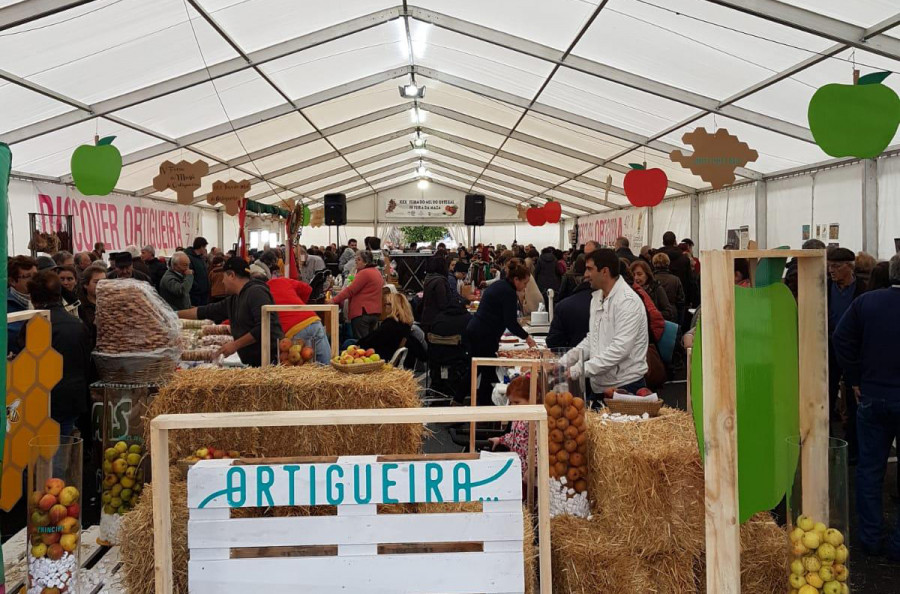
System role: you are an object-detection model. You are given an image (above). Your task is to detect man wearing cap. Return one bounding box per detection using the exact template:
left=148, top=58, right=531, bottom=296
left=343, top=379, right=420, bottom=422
left=140, top=245, right=167, bottom=289
left=827, top=247, right=867, bottom=464
left=106, top=252, right=152, bottom=283
left=177, top=257, right=283, bottom=366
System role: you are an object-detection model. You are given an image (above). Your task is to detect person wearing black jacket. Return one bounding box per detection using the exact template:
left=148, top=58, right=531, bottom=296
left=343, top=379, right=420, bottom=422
left=659, top=231, right=694, bottom=309
left=141, top=245, right=167, bottom=289
left=556, top=254, right=585, bottom=303
left=357, top=293, right=425, bottom=367
left=614, top=237, right=637, bottom=263
left=178, top=256, right=283, bottom=367
left=533, top=247, right=561, bottom=301
left=466, top=260, right=537, bottom=405
left=21, top=270, right=92, bottom=437
left=546, top=280, right=592, bottom=350
left=185, top=237, right=210, bottom=306
left=421, top=255, right=450, bottom=333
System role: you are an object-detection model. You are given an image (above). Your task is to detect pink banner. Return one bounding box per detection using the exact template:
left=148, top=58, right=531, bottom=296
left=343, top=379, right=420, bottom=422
left=34, top=183, right=200, bottom=255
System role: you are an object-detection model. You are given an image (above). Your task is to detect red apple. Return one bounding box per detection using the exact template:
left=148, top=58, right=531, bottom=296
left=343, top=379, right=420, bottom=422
left=39, top=494, right=57, bottom=511
left=636, top=388, right=653, bottom=397
left=526, top=206, right=546, bottom=226
left=624, top=163, right=668, bottom=207
left=49, top=504, right=68, bottom=524
left=47, top=543, right=64, bottom=561
left=66, top=503, right=81, bottom=519
left=41, top=531, right=61, bottom=546
left=44, top=478, right=65, bottom=497
left=543, top=200, right=562, bottom=223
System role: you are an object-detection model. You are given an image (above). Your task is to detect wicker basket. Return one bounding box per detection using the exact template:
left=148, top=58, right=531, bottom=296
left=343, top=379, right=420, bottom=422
left=603, top=398, right=663, bottom=417
left=93, top=351, right=178, bottom=384
left=331, top=360, right=385, bottom=374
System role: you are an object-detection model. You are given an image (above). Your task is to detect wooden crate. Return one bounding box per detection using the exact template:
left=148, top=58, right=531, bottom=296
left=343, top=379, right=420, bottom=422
left=151, top=406, right=553, bottom=594
left=186, top=453, right=525, bottom=593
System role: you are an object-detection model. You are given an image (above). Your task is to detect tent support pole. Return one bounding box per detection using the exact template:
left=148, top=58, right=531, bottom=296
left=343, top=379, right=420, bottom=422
left=690, top=194, right=700, bottom=245
left=755, top=180, right=767, bottom=249
left=862, top=159, right=878, bottom=256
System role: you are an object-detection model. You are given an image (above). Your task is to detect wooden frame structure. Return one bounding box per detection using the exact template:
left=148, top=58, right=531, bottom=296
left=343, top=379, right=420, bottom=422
left=150, top=406, right=552, bottom=594
left=7, top=309, right=50, bottom=324
left=700, top=249, right=828, bottom=593
left=260, top=304, right=340, bottom=365
left=469, top=357, right=540, bottom=511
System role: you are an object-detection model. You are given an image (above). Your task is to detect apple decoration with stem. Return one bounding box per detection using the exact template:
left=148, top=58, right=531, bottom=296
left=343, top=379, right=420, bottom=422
left=70, top=135, right=122, bottom=196
left=543, top=199, right=562, bottom=224
left=808, top=70, right=900, bottom=159
left=526, top=205, right=547, bottom=227
left=624, top=162, right=667, bottom=207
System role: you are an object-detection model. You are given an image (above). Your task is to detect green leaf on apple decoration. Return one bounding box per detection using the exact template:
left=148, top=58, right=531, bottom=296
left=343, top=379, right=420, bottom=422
left=70, top=136, right=122, bottom=196
left=690, top=281, right=800, bottom=523
left=857, top=71, right=891, bottom=85
left=628, top=163, right=645, bottom=170
left=808, top=73, right=900, bottom=159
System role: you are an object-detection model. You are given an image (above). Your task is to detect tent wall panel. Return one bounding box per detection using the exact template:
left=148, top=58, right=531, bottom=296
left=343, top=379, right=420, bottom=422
left=649, top=196, right=692, bottom=248
left=878, top=156, right=900, bottom=260
left=767, top=175, right=814, bottom=250
left=812, top=164, right=863, bottom=253
left=698, top=184, right=756, bottom=251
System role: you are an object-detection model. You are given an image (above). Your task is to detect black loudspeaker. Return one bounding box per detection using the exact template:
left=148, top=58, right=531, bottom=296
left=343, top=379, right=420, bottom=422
left=464, top=193, right=485, bottom=226
left=324, top=193, right=346, bottom=226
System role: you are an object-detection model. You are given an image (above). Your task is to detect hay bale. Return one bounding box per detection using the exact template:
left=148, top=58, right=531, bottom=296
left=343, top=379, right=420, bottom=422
left=551, top=515, right=698, bottom=594
left=584, top=407, right=705, bottom=557
left=144, top=366, right=424, bottom=462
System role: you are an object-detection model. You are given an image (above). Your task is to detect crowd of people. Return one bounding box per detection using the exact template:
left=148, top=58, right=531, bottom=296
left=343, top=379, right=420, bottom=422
left=6, top=229, right=900, bottom=561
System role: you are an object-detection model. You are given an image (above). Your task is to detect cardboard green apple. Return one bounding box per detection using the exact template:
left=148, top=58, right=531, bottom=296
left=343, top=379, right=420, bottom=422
left=808, top=72, right=900, bottom=159
left=70, top=136, right=122, bottom=196
left=691, top=281, right=800, bottom=523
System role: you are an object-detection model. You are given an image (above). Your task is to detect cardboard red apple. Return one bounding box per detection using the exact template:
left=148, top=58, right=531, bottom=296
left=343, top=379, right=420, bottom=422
left=71, top=135, right=122, bottom=196
left=526, top=206, right=546, bottom=226
left=543, top=200, right=561, bottom=223
left=624, top=163, right=667, bottom=207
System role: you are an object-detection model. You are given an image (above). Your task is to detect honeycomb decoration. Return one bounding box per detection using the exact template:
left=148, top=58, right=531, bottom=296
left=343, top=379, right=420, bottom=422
left=669, top=127, right=759, bottom=190
left=1, top=314, right=62, bottom=511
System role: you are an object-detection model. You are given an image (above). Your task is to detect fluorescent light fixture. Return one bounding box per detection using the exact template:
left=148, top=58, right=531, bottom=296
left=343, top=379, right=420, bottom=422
left=399, top=84, right=425, bottom=98
left=416, top=165, right=428, bottom=176
left=417, top=178, right=430, bottom=190
left=414, top=147, right=427, bottom=155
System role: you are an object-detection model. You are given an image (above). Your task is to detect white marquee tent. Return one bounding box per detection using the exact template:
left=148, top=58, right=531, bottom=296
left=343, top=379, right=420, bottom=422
left=2, top=0, right=900, bottom=257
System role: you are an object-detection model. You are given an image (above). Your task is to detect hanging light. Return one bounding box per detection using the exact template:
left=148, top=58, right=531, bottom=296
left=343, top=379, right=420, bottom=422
left=417, top=178, right=430, bottom=190
left=409, top=106, right=426, bottom=124
left=399, top=83, right=425, bottom=99
left=416, top=162, right=429, bottom=176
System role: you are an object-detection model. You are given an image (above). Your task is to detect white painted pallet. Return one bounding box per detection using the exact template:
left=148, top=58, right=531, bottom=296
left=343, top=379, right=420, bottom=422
left=2, top=525, right=125, bottom=594
left=187, top=453, right=526, bottom=594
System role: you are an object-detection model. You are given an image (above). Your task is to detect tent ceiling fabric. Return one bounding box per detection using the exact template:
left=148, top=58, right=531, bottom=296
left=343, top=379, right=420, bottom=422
left=2, top=0, right=899, bottom=216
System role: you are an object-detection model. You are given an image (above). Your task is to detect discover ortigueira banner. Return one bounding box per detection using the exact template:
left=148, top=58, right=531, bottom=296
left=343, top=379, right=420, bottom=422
left=187, top=456, right=521, bottom=509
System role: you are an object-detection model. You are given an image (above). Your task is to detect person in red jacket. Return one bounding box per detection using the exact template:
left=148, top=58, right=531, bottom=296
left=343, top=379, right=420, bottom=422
left=331, top=250, right=384, bottom=340
left=267, top=277, right=332, bottom=363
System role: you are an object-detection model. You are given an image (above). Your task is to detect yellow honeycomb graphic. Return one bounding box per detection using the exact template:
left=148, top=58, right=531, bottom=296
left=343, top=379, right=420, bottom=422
left=1, top=315, right=62, bottom=511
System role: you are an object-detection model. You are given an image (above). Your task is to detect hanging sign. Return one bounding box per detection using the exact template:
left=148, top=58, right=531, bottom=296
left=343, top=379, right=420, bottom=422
left=310, top=208, right=324, bottom=227
left=152, top=160, right=209, bottom=204
left=669, top=127, right=758, bottom=189
left=808, top=71, right=900, bottom=159
left=70, top=136, right=122, bottom=196
left=382, top=195, right=461, bottom=220
left=207, top=180, right=251, bottom=216
left=624, top=163, right=667, bottom=207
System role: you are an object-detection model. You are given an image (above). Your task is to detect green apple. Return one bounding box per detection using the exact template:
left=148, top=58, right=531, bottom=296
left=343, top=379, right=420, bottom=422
left=808, top=71, right=900, bottom=158
left=70, top=135, right=122, bottom=196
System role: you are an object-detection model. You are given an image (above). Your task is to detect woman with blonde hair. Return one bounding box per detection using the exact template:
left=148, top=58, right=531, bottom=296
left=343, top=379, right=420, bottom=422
left=357, top=292, right=425, bottom=365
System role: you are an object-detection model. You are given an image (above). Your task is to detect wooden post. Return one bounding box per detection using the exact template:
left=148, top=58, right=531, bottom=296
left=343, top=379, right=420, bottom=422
left=260, top=304, right=340, bottom=366
left=536, top=414, right=552, bottom=594
left=151, top=422, right=172, bottom=594
left=700, top=249, right=741, bottom=594
left=797, top=252, right=830, bottom=522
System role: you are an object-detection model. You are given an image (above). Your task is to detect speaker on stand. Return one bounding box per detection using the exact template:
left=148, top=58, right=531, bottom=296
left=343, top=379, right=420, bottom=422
left=465, top=193, right=485, bottom=247
left=324, top=192, right=346, bottom=248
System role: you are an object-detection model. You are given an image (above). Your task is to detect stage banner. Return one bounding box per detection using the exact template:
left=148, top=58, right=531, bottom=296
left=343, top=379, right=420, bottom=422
left=32, top=181, right=200, bottom=256
left=380, top=193, right=462, bottom=221
left=575, top=208, right=647, bottom=248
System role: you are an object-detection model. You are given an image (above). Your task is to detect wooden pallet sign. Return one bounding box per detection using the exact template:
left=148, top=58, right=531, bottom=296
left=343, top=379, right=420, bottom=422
left=186, top=452, right=525, bottom=593
left=152, top=160, right=209, bottom=204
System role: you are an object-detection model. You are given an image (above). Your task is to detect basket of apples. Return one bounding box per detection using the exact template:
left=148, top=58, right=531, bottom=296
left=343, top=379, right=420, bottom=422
left=603, top=387, right=663, bottom=417
left=331, top=345, right=384, bottom=374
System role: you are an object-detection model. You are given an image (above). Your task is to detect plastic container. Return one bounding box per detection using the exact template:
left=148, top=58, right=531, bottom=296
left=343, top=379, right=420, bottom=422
left=542, top=348, right=590, bottom=518
left=786, top=436, right=850, bottom=593
left=27, top=435, right=82, bottom=594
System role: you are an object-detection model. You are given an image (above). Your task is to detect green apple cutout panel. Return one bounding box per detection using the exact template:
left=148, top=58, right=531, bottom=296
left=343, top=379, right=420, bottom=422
left=70, top=136, right=122, bottom=196
left=691, top=279, right=800, bottom=523
left=808, top=72, right=900, bottom=159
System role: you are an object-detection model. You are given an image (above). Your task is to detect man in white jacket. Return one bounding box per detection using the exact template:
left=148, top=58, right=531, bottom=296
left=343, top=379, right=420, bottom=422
left=563, top=249, right=649, bottom=402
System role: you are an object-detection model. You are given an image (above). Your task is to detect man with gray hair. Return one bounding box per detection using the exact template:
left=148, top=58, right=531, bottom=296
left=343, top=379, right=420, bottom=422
left=74, top=252, right=92, bottom=275
left=833, top=253, right=900, bottom=560
left=140, top=244, right=166, bottom=289
left=159, top=251, right=194, bottom=311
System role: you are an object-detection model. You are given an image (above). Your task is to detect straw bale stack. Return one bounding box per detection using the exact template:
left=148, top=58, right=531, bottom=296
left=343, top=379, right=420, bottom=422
left=144, top=365, right=424, bottom=463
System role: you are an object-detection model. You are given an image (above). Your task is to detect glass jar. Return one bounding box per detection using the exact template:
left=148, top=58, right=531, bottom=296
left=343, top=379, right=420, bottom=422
left=278, top=334, right=319, bottom=366
left=27, top=435, right=82, bottom=594
left=786, top=436, right=850, bottom=593
left=542, top=348, right=590, bottom=517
